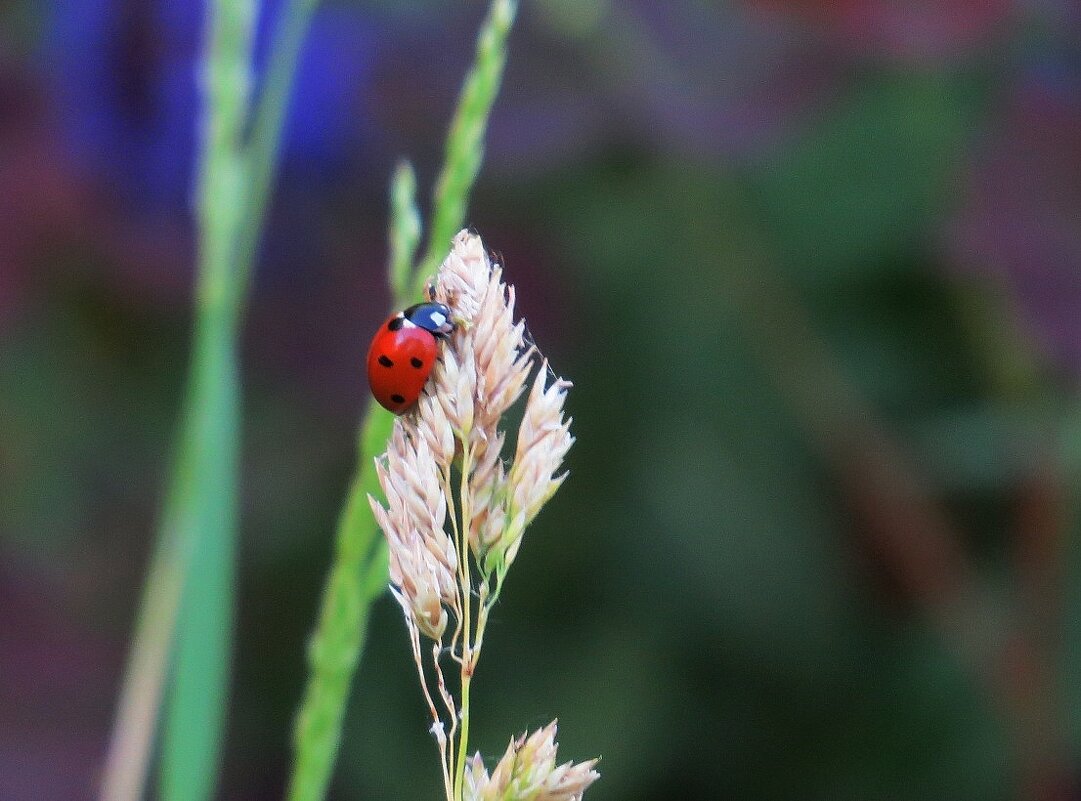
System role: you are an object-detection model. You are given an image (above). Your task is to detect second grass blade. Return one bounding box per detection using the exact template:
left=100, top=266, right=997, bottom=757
left=286, top=4, right=519, bottom=798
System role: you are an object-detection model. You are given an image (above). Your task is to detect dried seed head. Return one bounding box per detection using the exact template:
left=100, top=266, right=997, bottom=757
left=371, top=229, right=572, bottom=622
left=369, top=426, right=458, bottom=640
left=386, top=539, right=451, bottom=639
left=432, top=229, right=492, bottom=320
left=463, top=721, right=600, bottom=801
left=463, top=753, right=491, bottom=801
left=497, top=364, right=573, bottom=565
left=413, top=391, right=456, bottom=466
left=466, top=429, right=504, bottom=551
left=431, top=232, right=573, bottom=567
left=369, top=231, right=593, bottom=798
left=471, top=273, right=534, bottom=429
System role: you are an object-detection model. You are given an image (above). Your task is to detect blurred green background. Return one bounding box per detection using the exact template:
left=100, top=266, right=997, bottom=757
left=3, top=0, right=1081, bottom=799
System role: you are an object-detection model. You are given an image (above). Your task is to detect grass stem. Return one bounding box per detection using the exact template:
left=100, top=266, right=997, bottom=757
left=101, top=1, right=321, bottom=798
left=286, top=3, right=518, bottom=798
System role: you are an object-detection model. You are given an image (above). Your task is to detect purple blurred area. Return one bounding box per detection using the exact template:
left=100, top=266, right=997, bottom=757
left=3, top=1, right=1081, bottom=800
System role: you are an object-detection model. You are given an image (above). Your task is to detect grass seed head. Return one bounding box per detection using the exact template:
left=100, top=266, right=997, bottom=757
left=369, top=232, right=585, bottom=779
left=463, top=721, right=600, bottom=801
left=370, top=423, right=458, bottom=640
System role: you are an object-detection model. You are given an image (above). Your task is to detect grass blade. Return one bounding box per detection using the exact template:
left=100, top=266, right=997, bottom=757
left=236, top=0, right=322, bottom=293
left=98, top=531, right=185, bottom=801
left=157, top=1, right=256, bottom=798
left=287, top=406, right=394, bottom=801
left=102, top=0, right=321, bottom=796
left=288, top=2, right=519, bottom=798
left=415, top=0, right=518, bottom=293
left=389, top=161, right=422, bottom=301
left=158, top=325, right=241, bottom=801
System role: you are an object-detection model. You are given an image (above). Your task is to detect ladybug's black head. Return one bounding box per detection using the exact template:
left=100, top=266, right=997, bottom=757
left=403, top=302, right=454, bottom=338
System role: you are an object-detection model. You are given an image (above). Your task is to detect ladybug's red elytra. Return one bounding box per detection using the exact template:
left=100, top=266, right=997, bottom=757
left=367, top=302, right=454, bottom=414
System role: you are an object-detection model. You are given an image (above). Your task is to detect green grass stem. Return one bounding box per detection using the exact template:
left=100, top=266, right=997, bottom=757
left=389, top=161, right=423, bottom=302
left=287, top=3, right=518, bottom=798
left=158, top=3, right=256, bottom=797
left=286, top=406, right=394, bottom=801
left=101, top=2, right=321, bottom=799
left=236, top=0, right=321, bottom=293
left=415, top=0, right=518, bottom=295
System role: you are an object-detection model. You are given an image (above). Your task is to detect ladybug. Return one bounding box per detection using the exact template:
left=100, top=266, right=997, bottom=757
left=367, top=302, right=454, bottom=414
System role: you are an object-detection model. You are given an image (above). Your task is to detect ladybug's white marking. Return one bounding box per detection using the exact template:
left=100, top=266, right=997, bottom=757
left=429, top=311, right=447, bottom=328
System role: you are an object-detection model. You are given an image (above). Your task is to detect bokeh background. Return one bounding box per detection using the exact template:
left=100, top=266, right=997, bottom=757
left=4, top=0, right=1081, bottom=799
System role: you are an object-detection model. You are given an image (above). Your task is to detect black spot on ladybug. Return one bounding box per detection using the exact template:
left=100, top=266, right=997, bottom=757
left=390, top=394, right=406, bottom=405
left=410, top=357, right=424, bottom=369
left=387, top=316, right=404, bottom=332
left=378, top=355, right=394, bottom=368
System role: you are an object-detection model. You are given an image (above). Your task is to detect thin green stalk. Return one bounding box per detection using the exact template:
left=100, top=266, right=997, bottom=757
left=158, top=1, right=255, bottom=798
left=454, top=672, right=473, bottom=801
left=99, top=295, right=242, bottom=801
left=158, top=305, right=242, bottom=801
left=287, top=406, right=394, bottom=801
left=98, top=524, right=185, bottom=801
left=414, top=0, right=518, bottom=294
left=389, top=161, right=423, bottom=302
left=236, top=0, right=322, bottom=292
left=452, top=443, right=475, bottom=801
left=101, top=1, right=322, bottom=798
left=287, top=3, right=519, bottom=798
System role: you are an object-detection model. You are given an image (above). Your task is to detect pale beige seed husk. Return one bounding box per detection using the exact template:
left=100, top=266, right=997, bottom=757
left=370, top=231, right=593, bottom=794
left=467, top=429, right=507, bottom=552
left=371, top=229, right=574, bottom=635
left=370, top=423, right=458, bottom=639
left=464, top=721, right=600, bottom=801
left=427, top=231, right=559, bottom=562
left=508, top=364, right=574, bottom=525
left=470, top=272, right=533, bottom=430
left=433, top=229, right=492, bottom=320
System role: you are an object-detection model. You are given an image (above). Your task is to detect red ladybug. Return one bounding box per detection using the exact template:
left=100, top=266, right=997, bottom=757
left=367, top=302, right=454, bottom=414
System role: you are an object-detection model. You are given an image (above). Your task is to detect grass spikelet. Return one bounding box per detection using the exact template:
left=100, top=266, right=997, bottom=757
left=370, top=231, right=598, bottom=801
left=286, top=4, right=520, bottom=799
